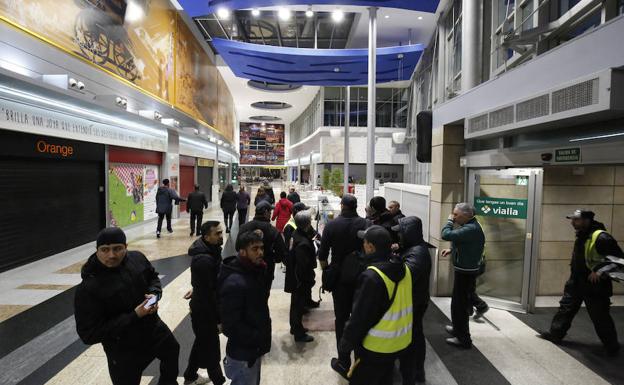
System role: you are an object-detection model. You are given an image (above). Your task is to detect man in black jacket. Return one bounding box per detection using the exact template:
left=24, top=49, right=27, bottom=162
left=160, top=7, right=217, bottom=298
left=332, top=226, right=411, bottom=385
left=318, top=194, right=368, bottom=367
left=220, top=184, right=238, bottom=233
left=285, top=211, right=317, bottom=343
left=392, top=216, right=433, bottom=384
left=219, top=231, right=271, bottom=385
left=155, top=179, right=185, bottom=238
left=388, top=201, right=405, bottom=224
left=186, top=184, right=208, bottom=237
left=287, top=187, right=301, bottom=204
left=367, top=196, right=396, bottom=231
left=75, top=227, right=179, bottom=385
left=183, top=221, right=226, bottom=385
left=239, top=201, right=286, bottom=296
left=539, top=209, right=622, bottom=356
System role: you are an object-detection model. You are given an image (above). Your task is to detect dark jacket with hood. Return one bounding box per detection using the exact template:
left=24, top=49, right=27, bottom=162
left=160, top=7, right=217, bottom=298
left=395, top=216, right=432, bottom=309
left=239, top=215, right=286, bottom=282
left=187, top=190, right=208, bottom=213
left=285, top=228, right=317, bottom=293
left=75, top=251, right=171, bottom=353
left=572, top=221, right=624, bottom=282
left=318, top=208, right=368, bottom=265
left=369, top=209, right=396, bottom=232
left=220, top=188, right=238, bottom=213
left=264, top=186, right=276, bottom=204
left=218, top=256, right=272, bottom=363
left=189, top=238, right=222, bottom=323
left=339, top=251, right=407, bottom=361
left=156, top=186, right=182, bottom=214
left=254, top=192, right=270, bottom=206
left=287, top=191, right=301, bottom=204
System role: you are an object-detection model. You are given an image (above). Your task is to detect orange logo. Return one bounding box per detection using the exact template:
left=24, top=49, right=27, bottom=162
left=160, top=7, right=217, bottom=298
left=36, top=140, right=74, bottom=157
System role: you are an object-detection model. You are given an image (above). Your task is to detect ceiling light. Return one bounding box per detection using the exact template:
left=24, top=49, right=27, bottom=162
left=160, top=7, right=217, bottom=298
left=384, top=15, right=390, bottom=19
left=418, top=16, right=423, bottom=20
left=125, top=1, right=146, bottom=23
left=332, top=9, right=344, bottom=23
left=306, top=8, right=313, bottom=18
left=217, top=7, right=230, bottom=19
left=218, top=139, right=224, bottom=145
left=278, top=8, right=291, bottom=21
left=252, top=8, right=260, bottom=17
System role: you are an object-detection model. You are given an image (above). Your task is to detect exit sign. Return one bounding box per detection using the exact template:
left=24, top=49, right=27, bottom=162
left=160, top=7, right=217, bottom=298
left=555, top=148, right=581, bottom=162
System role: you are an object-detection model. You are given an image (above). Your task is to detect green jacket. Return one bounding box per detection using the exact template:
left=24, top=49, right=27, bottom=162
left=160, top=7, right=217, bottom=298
left=441, top=218, right=485, bottom=273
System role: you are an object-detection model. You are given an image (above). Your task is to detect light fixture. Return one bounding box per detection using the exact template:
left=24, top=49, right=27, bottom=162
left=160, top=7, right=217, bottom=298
left=125, top=1, right=146, bottom=23
left=278, top=8, right=291, bottom=21
left=333, top=67, right=340, bottom=73
left=261, top=122, right=266, bottom=126
left=306, top=7, right=313, bottom=18
left=209, top=136, right=217, bottom=143
left=217, top=7, right=230, bottom=19
left=569, top=132, right=624, bottom=142
left=218, top=139, right=224, bottom=145
left=418, top=16, right=423, bottom=20
left=115, top=96, right=128, bottom=109
left=251, top=8, right=260, bottom=17
left=332, top=9, right=344, bottom=23
left=193, top=128, right=200, bottom=135
left=384, top=15, right=390, bottom=19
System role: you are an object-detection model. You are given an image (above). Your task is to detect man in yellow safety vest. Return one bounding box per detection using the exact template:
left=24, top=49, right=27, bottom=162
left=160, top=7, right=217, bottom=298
left=539, top=209, right=621, bottom=357
left=331, top=225, right=413, bottom=384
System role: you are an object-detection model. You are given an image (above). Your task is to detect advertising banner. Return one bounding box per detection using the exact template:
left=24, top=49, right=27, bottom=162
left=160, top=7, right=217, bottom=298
left=143, top=164, right=159, bottom=220
left=474, top=196, right=528, bottom=219
left=109, top=163, right=145, bottom=227
left=240, top=122, right=285, bottom=165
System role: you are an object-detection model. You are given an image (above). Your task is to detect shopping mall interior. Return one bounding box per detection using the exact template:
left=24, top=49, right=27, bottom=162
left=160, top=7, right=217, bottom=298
left=1, top=0, right=624, bottom=384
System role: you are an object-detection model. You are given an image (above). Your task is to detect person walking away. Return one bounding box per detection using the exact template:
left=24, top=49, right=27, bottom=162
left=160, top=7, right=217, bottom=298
left=239, top=201, right=286, bottom=296
left=538, top=209, right=621, bottom=356
left=367, top=196, right=396, bottom=231
left=272, top=191, right=294, bottom=233
left=156, top=178, right=184, bottom=238
left=236, top=185, right=251, bottom=226
left=220, top=184, right=237, bottom=233
left=263, top=182, right=276, bottom=205
left=318, top=194, right=368, bottom=368
left=440, top=203, right=487, bottom=349
left=186, top=185, right=208, bottom=237
left=331, top=226, right=413, bottom=385
left=392, top=217, right=433, bottom=384
left=219, top=231, right=272, bottom=385
left=183, top=221, right=227, bottom=385
left=285, top=211, right=317, bottom=343
left=254, top=187, right=269, bottom=206
left=287, top=187, right=301, bottom=204
left=75, top=227, right=179, bottom=385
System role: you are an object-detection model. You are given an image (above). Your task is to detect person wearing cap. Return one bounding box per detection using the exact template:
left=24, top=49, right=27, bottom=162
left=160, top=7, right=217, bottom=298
left=236, top=185, right=251, bottom=226
left=331, top=226, right=413, bottom=384
left=392, top=217, right=433, bottom=384
left=539, top=209, right=622, bottom=356
left=186, top=184, right=208, bottom=237
left=183, top=221, right=226, bottom=385
left=75, top=227, right=179, bottom=385
left=318, top=194, right=368, bottom=368
left=156, top=178, right=185, bottom=238
left=239, top=200, right=286, bottom=296
left=287, top=186, right=301, bottom=204
left=440, top=202, right=487, bottom=349
left=285, top=211, right=317, bottom=343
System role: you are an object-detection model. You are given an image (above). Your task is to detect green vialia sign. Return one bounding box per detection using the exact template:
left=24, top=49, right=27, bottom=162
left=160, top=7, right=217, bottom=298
left=474, top=197, right=528, bottom=219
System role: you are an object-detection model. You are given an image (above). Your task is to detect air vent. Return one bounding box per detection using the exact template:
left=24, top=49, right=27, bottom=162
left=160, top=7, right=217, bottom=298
left=552, top=78, right=599, bottom=114
left=516, top=94, right=550, bottom=122
left=489, top=106, right=514, bottom=128
left=468, top=114, right=489, bottom=133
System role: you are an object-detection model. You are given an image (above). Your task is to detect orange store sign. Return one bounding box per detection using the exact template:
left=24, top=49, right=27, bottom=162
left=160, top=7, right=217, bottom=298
left=36, top=140, right=74, bottom=158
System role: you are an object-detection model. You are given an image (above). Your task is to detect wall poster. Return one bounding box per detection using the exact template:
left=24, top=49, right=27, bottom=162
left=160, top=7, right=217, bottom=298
left=239, top=122, right=285, bottom=165
left=143, top=164, right=159, bottom=220
left=108, top=162, right=159, bottom=227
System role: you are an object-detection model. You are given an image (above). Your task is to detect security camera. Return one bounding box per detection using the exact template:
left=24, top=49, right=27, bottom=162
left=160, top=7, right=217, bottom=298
left=115, top=96, right=123, bottom=105
left=193, top=128, right=200, bottom=135
left=121, top=99, right=127, bottom=107
left=154, top=111, right=162, bottom=121
left=77, top=81, right=85, bottom=90
left=541, top=153, right=553, bottom=162
left=68, top=78, right=78, bottom=88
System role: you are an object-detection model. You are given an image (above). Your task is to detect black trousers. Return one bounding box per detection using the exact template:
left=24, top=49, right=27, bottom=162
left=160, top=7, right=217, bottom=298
left=471, top=291, right=488, bottom=313
left=399, top=304, right=427, bottom=384
left=451, top=271, right=477, bottom=345
left=350, top=358, right=394, bottom=385
left=223, top=210, right=235, bottom=230
left=156, top=211, right=172, bottom=233
left=238, top=208, right=248, bottom=226
left=184, top=311, right=225, bottom=385
left=550, top=275, right=619, bottom=350
left=289, top=286, right=308, bottom=337
left=332, top=283, right=355, bottom=364
left=106, top=332, right=179, bottom=385
left=190, top=210, right=203, bottom=235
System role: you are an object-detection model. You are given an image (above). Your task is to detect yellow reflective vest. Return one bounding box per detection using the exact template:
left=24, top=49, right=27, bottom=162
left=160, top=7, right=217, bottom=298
left=585, top=229, right=606, bottom=270
left=362, top=265, right=413, bottom=354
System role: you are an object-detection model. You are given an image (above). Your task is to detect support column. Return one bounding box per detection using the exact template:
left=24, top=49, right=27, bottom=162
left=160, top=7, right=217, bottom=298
left=163, top=129, right=180, bottom=218
left=461, top=0, right=481, bottom=91
left=212, top=144, right=220, bottom=207
left=344, top=85, right=350, bottom=196
left=366, top=7, right=377, bottom=203
left=297, top=158, right=302, bottom=184
left=309, top=152, right=314, bottom=188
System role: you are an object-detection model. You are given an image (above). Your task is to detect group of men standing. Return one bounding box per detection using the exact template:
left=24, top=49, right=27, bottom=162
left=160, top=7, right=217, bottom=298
left=75, top=184, right=621, bottom=385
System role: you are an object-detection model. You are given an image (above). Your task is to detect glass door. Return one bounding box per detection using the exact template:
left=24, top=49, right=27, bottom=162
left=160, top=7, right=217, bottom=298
left=467, top=168, right=543, bottom=313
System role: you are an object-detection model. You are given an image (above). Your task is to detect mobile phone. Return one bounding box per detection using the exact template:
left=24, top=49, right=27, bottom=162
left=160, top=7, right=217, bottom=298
left=144, top=296, right=158, bottom=309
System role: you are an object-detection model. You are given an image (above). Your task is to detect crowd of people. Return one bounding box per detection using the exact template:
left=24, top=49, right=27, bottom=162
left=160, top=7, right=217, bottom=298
left=74, top=182, right=622, bottom=385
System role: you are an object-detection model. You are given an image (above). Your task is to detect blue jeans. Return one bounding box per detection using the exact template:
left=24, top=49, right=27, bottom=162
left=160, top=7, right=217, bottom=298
left=224, top=355, right=261, bottom=385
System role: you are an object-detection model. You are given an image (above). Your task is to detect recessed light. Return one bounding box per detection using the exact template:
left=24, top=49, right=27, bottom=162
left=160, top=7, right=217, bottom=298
left=217, top=7, right=230, bottom=19
left=306, top=8, right=313, bottom=18
left=384, top=15, right=390, bottom=19
left=278, top=8, right=291, bottom=21
left=418, top=16, right=423, bottom=20
left=252, top=8, right=260, bottom=17
left=332, top=9, right=344, bottom=23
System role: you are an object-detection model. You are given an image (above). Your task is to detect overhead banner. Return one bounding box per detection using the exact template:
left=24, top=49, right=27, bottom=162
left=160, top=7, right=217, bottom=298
left=240, top=122, right=285, bottom=165
left=474, top=197, right=528, bottom=219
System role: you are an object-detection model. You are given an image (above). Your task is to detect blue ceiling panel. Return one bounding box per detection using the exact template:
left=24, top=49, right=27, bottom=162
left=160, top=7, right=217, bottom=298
left=180, top=0, right=440, bottom=17
left=212, top=38, right=423, bottom=86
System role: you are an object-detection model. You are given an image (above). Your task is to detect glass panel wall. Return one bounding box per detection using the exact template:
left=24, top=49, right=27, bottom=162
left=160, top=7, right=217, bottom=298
left=323, top=86, right=408, bottom=128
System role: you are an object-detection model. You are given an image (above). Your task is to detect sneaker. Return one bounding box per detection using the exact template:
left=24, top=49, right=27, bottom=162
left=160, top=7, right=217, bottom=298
left=445, top=325, right=455, bottom=336
left=167, top=229, right=173, bottom=234
left=474, top=305, right=489, bottom=319
left=537, top=330, right=562, bottom=345
left=183, top=374, right=210, bottom=385
left=445, top=337, right=471, bottom=349
left=156, top=231, right=161, bottom=238
left=294, top=333, right=314, bottom=342
left=330, top=358, right=350, bottom=380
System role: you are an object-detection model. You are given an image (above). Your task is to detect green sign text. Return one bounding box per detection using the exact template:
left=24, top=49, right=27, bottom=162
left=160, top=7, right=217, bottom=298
left=474, top=197, right=528, bottom=219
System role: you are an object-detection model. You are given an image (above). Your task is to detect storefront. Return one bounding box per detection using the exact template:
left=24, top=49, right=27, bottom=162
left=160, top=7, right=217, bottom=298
left=179, top=155, right=196, bottom=212
left=0, top=130, right=105, bottom=272
left=197, top=158, right=214, bottom=202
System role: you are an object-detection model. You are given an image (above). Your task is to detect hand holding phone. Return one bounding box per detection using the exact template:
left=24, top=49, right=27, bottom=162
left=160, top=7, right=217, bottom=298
left=144, top=295, right=158, bottom=309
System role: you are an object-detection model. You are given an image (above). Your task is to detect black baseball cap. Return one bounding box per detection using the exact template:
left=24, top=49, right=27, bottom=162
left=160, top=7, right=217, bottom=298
left=255, top=201, right=273, bottom=214
left=341, top=194, right=357, bottom=209
left=566, top=209, right=595, bottom=220
left=292, top=202, right=310, bottom=214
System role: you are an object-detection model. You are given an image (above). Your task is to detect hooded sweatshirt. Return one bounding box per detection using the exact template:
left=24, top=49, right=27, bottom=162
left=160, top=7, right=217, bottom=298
left=189, top=238, right=223, bottom=322
left=396, top=216, right=432, bottom=308
left=272, top=197, right=294, bottom=232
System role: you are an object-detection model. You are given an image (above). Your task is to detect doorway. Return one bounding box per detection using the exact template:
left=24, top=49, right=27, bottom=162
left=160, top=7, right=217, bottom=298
left=467, top=168, right=543, bottom=313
